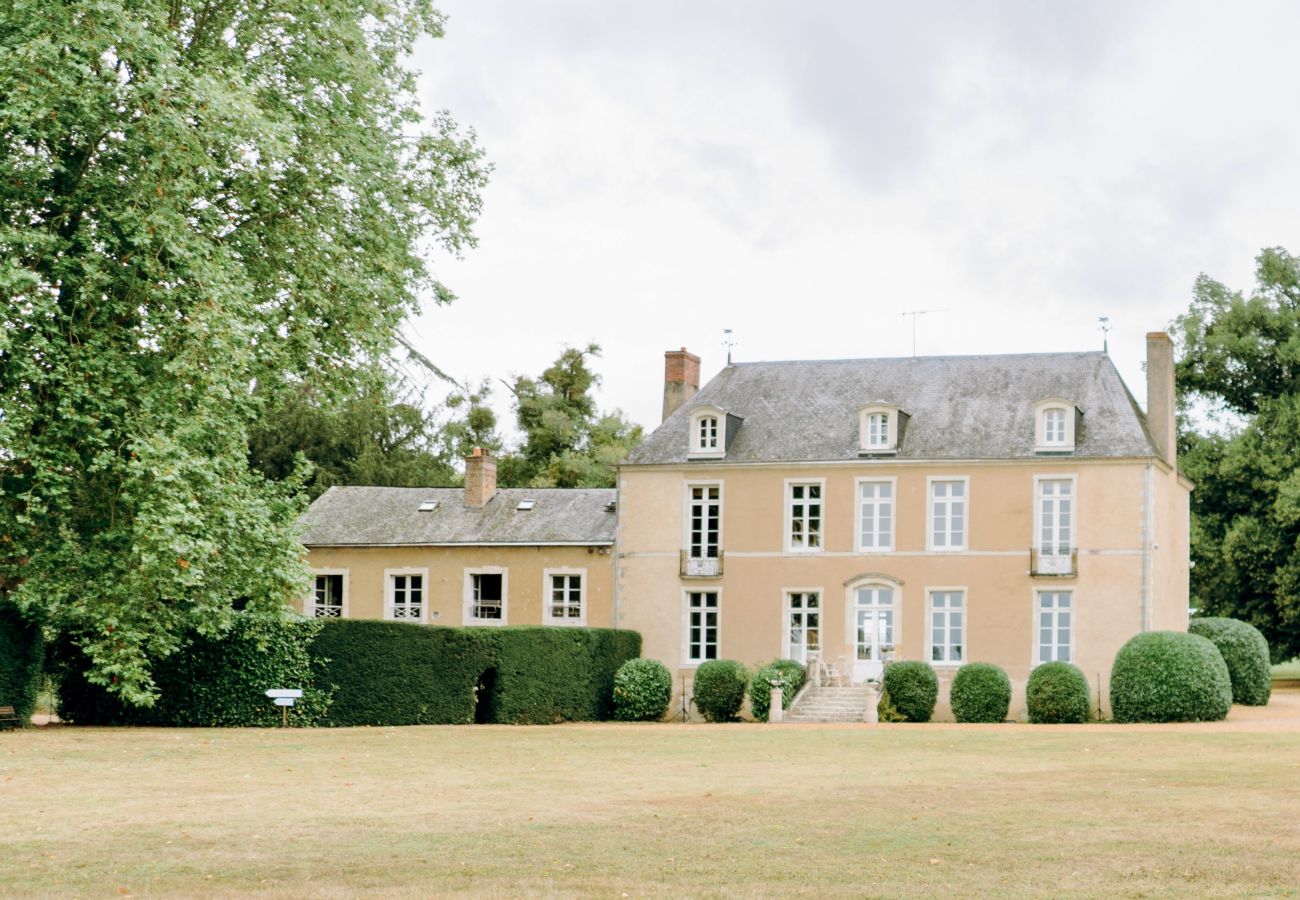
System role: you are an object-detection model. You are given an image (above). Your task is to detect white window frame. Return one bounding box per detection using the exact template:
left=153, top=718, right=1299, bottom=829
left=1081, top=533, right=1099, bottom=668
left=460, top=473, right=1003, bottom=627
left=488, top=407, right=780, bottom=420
left=858, top=404, right=900, bottom=452
left=854, top=476, right=897, bottom=553
left=926, top=475, right=970, bottom=552
left=1033, top=588, right=1075, bottom=665
left=1034, top=399, right=1077, bottom=452
left=845, top=577, right=903, bottom=682
left=783, top=588, right=823, bottom=664
left=682, top=588, right=721, bottom=666
left=1034, top=474, right=1078, bottom=558
left=784, top=478, right=826, bottom=554
left=688, top=406, right=727, bottom=459
left=384, top=567, right=429, bottom=624
left=308, top=568, right=349, bottom=618
left=683, top=480, right=723, bottom=560
left=926, top=587, right=966, bottom=667
left=463, top=567, right=508, bottom=626
left=542, top=567, right=587, bottom=627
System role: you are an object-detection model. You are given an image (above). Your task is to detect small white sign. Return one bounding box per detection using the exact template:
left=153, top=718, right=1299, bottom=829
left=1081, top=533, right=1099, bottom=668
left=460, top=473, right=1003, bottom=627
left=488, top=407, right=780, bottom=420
left=265, top=689, right=304, bottom=700
left=273, top=697, right=296, bottom=707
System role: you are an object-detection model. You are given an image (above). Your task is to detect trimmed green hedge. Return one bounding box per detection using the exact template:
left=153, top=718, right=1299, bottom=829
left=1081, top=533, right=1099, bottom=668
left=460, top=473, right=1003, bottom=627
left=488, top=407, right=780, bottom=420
left=311, top=619, right=494, bottom=726
left=56, top=616, right=329, bottom=726
left=613, top=658, right=673, bottom=721
left=881, top=661, right=938, bottom=722
left=692, top=659, right=749, bottom=722
left=0, top=602, right=43, bottom=726
left=1026, top=661, right=1091, bottom=724
left=1188, top=617, right=1272, bottom=706
left=950, top=662, right=1012, bottom=723
left=748, top=659, right=807, bottom=722
left=1110, top=631, right=1232, bottom=723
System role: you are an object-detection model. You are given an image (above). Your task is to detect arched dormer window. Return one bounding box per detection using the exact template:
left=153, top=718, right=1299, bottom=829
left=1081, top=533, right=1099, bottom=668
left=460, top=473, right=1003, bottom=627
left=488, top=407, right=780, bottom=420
left=859, top=403, right=907, bottom=454
left=689, top=405, right=727, bottom=458
left=1034, top=398, right=1079, bottom=452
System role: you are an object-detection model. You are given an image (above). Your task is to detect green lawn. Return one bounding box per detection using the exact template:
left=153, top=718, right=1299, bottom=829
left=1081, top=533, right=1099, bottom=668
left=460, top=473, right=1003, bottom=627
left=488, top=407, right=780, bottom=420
left=3, top=710, right=1300, bottom=898
left=1273, top=658, right=1300, bottom=681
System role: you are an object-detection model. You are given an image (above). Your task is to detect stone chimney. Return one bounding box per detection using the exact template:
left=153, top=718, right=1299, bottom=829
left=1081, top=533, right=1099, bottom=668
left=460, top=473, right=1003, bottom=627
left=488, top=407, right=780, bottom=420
left=1146, top=332, right=1177, bottom=468
left=464, top=447, right=497, bottom=507
left=662, top=348, right=700, bottom=423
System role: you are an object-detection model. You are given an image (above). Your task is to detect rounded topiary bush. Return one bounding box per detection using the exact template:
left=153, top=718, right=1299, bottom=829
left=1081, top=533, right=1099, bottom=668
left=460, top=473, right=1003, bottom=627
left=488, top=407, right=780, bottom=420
left=950, top=662, right=1012, bottom=723
left=1026, top=661, right=1091, bottom=724
left=749, top=659, right=807, bottom=722
left=881, top=661, right=938, bottom=723
left=613, top=658, right=673, bottom=722
left=691, top=659, right=750, bottom=722
left=1188, top=617, right=1271, bottom=706
left=1109, top=631, right=1232, bottom=723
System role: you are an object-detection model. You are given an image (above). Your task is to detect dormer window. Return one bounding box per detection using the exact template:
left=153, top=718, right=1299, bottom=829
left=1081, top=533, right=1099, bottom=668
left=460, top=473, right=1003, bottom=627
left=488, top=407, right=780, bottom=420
left=688, top=406, right=728, bottom=458
left=1034, top=399, right=1078, bottom=452
left=859, top=403, right=906, bottom=454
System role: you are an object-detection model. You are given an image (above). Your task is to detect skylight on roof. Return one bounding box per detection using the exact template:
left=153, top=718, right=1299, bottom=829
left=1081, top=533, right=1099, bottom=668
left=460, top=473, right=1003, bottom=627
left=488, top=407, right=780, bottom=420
left=417, top=500, right=439, bottom=512
left=516, top=499, right=536, bottom=511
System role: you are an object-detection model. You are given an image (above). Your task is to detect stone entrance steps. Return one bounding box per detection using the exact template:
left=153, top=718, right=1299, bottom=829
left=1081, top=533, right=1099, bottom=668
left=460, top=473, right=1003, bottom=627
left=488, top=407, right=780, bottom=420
left=784, top=685, right=872, bottom=723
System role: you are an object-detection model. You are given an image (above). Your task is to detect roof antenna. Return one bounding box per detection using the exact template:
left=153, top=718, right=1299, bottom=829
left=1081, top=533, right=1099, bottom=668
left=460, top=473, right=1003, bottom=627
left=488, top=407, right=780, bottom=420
left=722, top=328, right=737, bottom=365
left=899, top=309, right=949, bottom=357
left=1098, top=316, right=1111, bottom=353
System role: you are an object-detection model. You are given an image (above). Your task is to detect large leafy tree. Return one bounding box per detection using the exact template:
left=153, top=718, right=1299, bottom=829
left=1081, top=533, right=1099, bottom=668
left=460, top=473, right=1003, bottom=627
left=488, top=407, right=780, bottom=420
left=1174, top=247, right=1300, bottom=662
left=0, top=0, right=487, bottom=701
left=500, top=344, right=642, bottom=488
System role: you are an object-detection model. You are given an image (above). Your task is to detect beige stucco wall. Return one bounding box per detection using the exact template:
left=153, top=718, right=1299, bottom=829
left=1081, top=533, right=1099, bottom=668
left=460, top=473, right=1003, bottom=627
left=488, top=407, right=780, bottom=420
left=615, top=458, right=1191, bottom=720
left=302, top=545, right=615, bottom=628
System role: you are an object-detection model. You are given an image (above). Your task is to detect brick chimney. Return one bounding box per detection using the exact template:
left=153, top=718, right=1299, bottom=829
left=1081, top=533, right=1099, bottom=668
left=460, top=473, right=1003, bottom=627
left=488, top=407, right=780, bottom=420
left=464, top=448, right=497, bottom=507
left=1146, top=332, right=1177, bottom=468
left=662, top=348, right=700, bottom=423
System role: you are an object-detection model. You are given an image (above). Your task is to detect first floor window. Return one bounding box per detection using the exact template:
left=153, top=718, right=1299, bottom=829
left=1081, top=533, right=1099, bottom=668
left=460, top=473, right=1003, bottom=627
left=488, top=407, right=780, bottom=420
left=1037, top=591, right=1072, bottom=663
left=313, top=574, right=343, bottom=617
left=929, top=590, right=964, bottom=664
left=687, top=592, right=719, bottom=662
left=788, top=483, right=822, bottom=551
left=1038, top=478, right=1074, bottom=556
left=786, top=592, right=820, bottom=664
left=688, top=484, right=721, bottom=559
left=389, top=573, right=423, bottom=621
left=859, top=480, right=894, bottom=550
left=471, top=573, right=504, bottom=621
left=930, top=479, right=967, bottom=550
left=549, top=573, right=584, bottom=622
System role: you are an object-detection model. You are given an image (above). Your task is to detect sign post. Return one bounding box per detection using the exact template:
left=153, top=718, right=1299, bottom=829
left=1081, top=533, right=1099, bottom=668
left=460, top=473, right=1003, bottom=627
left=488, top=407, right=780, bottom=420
left=265, top=689, right=304, bottom=727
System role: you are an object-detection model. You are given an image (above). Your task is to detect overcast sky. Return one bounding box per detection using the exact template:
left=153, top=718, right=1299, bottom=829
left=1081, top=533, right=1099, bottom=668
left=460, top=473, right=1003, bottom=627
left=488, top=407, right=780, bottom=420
left=405, top=1, right=1297, bottom=438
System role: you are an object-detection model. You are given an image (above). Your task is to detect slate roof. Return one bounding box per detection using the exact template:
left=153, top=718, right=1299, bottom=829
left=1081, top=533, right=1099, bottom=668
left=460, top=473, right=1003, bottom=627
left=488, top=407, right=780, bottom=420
left=624, top=351, right=1158, bottom=465
left=299, top=487, right=617, bottom=546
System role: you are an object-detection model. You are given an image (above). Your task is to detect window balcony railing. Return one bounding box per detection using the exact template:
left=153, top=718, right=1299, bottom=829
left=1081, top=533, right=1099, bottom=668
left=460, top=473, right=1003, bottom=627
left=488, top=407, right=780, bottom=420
left=1030, top=547, right=1077, bottom=577
left=680, top=550, right=724, bottom=578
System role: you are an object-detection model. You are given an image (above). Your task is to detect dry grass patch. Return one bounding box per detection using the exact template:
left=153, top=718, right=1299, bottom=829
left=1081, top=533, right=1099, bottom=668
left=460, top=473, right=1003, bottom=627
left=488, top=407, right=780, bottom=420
left=4, top=696, right=1300, bottom=897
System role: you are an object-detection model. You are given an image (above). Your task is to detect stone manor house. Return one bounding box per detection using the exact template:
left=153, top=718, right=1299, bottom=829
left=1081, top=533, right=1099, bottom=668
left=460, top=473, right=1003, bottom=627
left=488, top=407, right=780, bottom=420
left=298, top=333, right=1191, bottom=717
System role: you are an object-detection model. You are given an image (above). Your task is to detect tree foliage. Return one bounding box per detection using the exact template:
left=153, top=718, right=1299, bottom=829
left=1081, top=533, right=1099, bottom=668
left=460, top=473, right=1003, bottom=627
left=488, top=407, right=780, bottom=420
left=1173, top=247, right=1300, bottom=662
left=501, top=344, right=642, bottom=488
left=0, top=0, right=487, bottom=702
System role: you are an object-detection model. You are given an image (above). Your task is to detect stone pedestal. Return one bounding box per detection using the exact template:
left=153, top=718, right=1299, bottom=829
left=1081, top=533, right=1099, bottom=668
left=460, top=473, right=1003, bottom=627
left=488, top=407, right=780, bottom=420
left=769, top=686, right=784, bottom=723
left=863, top=682, right=881, bottom=724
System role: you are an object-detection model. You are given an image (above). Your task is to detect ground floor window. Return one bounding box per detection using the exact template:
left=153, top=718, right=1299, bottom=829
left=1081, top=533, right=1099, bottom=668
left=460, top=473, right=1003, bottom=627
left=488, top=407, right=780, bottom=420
left=687, top=591, right=719, bottom=662
left=468, top=571, right=505, bottom=622
left=388, top=573, right=424, bottom=621
left=928, top=590, right=964, bottom=664
left=545, top=570, right=585, bottom=625
left=1037, top=590, right=1072, bottom=663
left=312, top=573, right=344, bottom=618
left=785, top=591, right=820, bottom=664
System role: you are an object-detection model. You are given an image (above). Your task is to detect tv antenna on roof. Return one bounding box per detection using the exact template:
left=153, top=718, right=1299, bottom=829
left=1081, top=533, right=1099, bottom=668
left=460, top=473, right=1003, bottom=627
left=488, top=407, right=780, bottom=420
left=1098, top=316, right=1111, bottom=353
left=899, top=309, right=949, bottom=357
left=722, top=328, right=737, bottom=365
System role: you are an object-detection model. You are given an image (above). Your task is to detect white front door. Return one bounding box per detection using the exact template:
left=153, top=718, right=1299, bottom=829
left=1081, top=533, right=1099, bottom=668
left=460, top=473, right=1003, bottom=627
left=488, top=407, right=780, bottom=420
left=853, top=586, right=894, bottom=682
left=785, top=592, right=821, bottom=665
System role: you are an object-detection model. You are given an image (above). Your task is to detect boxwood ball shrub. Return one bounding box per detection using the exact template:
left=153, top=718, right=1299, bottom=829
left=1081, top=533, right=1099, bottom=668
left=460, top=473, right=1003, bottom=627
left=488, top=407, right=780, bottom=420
left=691, top=659, right=750, bottom=722
left=1026, top=661, right=1091, bottom=724
left=1110, top=631, right=1232, bottom=723
left=880, top=661, right=938, bottom=723
left=0, top=602, right=43, bottom=726
left=1187, top=617, right=1272, bottom=706
left=613, top=658, right=673, bottom=721
left=748, top=659, right=807, bottom=722
left=950, top=662, right=1012, bottom=723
